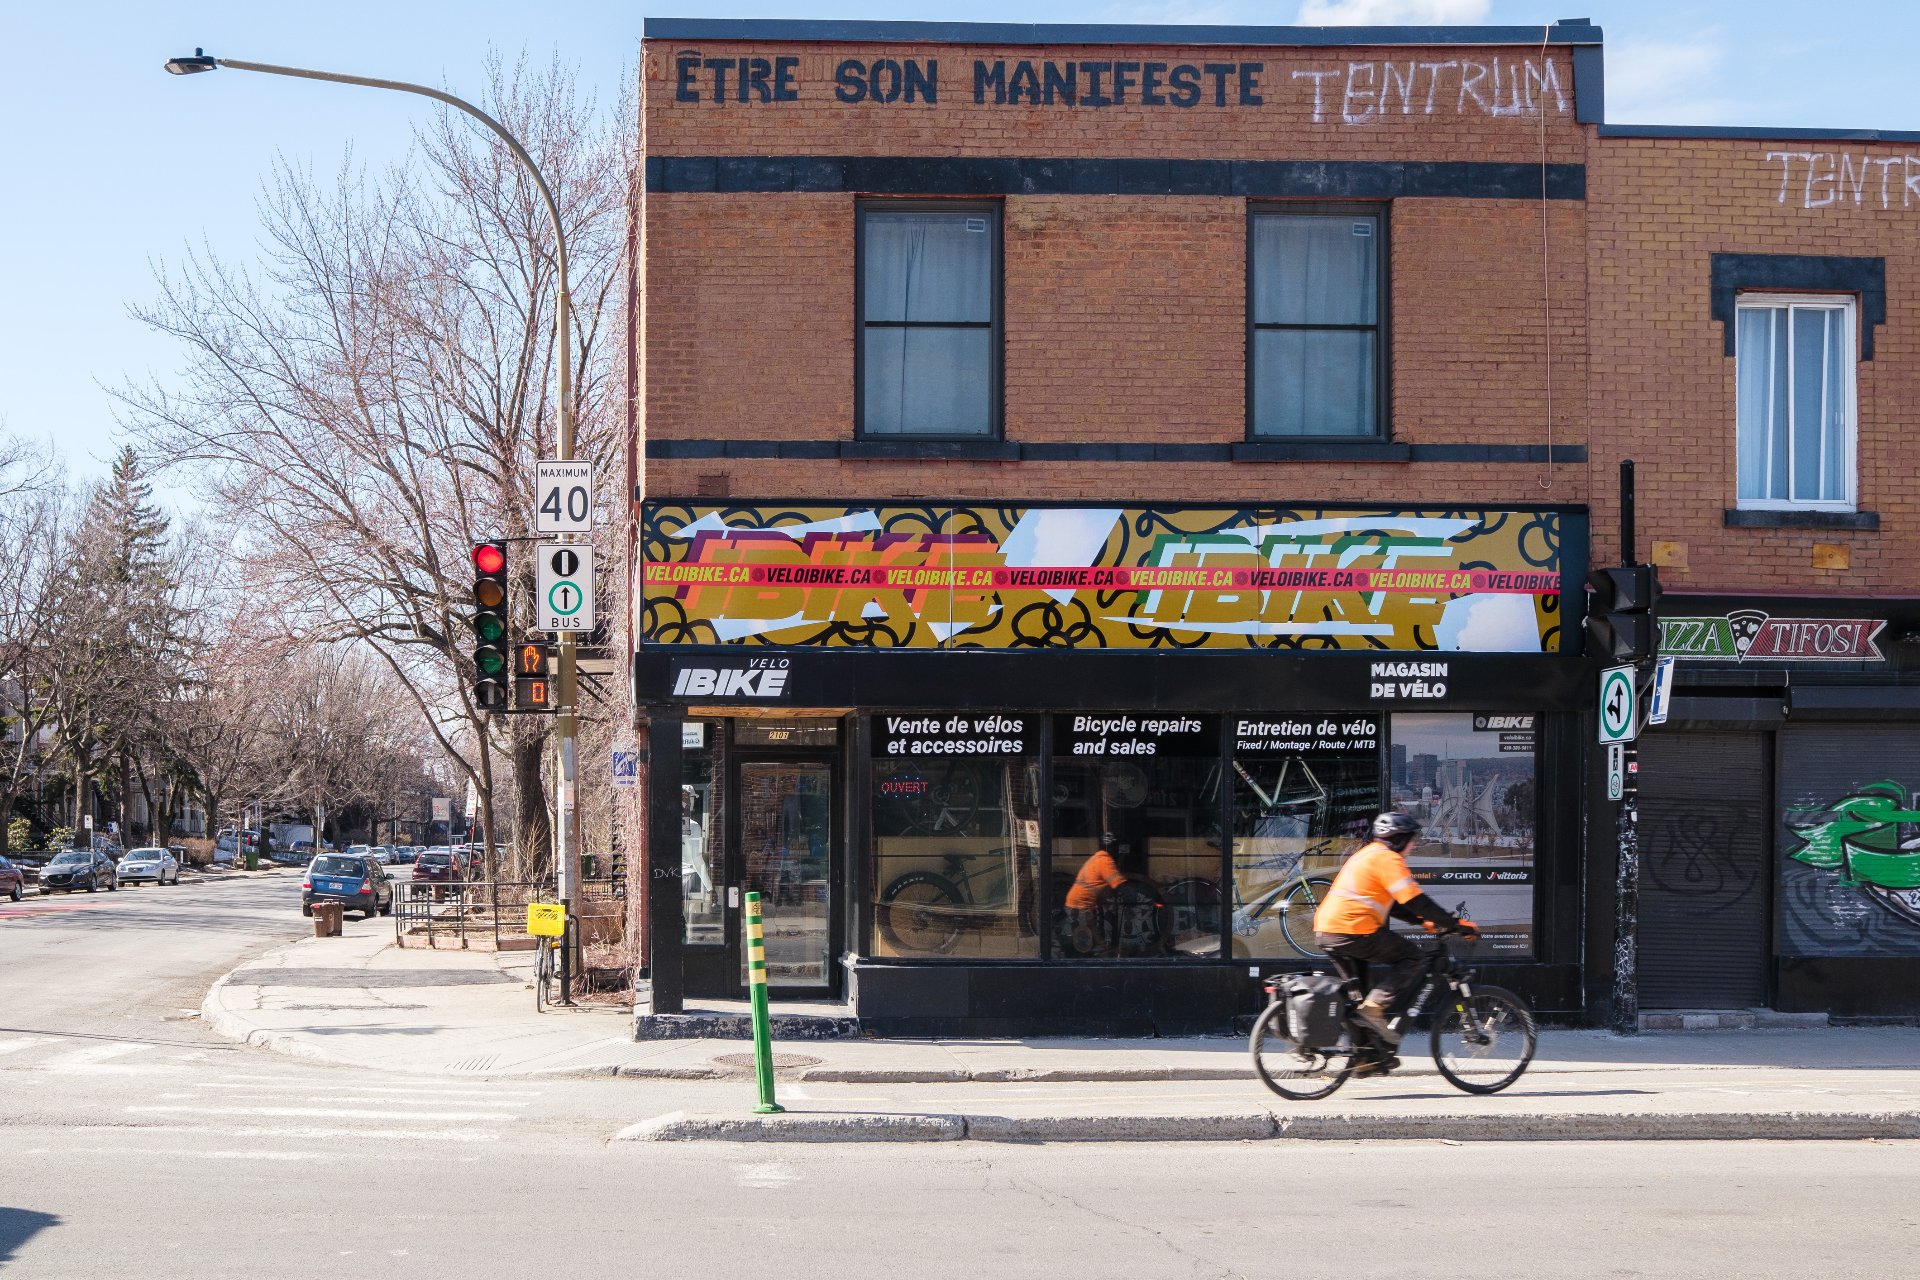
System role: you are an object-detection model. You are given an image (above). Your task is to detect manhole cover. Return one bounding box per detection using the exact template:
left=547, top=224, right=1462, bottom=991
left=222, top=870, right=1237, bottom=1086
left=711, top=1052, right=822, bottom=1070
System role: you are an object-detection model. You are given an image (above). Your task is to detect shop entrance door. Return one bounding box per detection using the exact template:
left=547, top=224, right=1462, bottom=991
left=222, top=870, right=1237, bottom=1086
left=685, top=754, right=838, bottom=1000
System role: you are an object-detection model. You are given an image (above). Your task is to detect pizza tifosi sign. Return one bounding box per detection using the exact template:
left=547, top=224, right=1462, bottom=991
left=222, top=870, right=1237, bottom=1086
left=1660, top=611, right=1886, bottom=663
left=670, top=660, right=790, bottom=699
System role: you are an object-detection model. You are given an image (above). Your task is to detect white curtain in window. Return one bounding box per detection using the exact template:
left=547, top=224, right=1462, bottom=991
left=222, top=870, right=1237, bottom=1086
left=1251, top=216, right=1377, bottom=326
left=862, top=213, right=992, bottom=435
left=1737, top=304, right=1847, bottom=503
left=1252, top=215, right=1378, bottom=436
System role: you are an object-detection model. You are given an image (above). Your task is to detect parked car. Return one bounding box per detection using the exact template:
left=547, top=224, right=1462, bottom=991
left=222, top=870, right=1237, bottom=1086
left=0, top=856, right=23, bottom=902
left=38, top=850, right=118, bottom=894
left=117, top=846, right=181, bottom=887
left=410, top=850, right=460, bottom=888
left=302, top=854, right=393, bottom=920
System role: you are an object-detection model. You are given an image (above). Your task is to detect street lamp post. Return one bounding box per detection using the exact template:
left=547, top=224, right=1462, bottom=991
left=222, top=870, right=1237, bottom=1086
left=165, top=49, right=582, bottom=913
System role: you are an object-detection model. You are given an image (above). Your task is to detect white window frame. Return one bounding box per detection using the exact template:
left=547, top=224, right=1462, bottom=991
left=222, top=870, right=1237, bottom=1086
left=1734, top=292, right=1859, bottom=513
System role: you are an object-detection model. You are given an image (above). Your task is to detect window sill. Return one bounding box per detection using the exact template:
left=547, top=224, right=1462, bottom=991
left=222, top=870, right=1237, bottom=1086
left=1232, top=441, right=1413, bottom=462
left=1723, top=508, right=1878, bottom=531
left=842, top=439, right=1019, bottom=461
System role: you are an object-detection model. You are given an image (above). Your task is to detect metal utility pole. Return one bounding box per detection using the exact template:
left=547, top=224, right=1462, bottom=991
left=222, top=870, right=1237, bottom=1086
left=1611, top=459, right=1639, bottom=1034
left=163, top=48, right=582, bottom=922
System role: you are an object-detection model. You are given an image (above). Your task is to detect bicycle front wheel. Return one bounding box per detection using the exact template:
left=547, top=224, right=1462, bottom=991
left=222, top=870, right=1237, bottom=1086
left=535, top=943, right=554, bottom=1014
left=876, top=872, right=964, bottom=955
left=1279, top=878, right=1334, bottom=957
left=1430, top=984, right=1537, bottom=1094
left=1250, top=1001, right=1354, bottom=1101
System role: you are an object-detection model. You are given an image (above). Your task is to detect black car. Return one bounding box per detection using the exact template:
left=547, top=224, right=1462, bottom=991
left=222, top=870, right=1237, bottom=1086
left=0, top=855, right=23, bottom=902
left=302, top=854, right=393, bottom=920
left=38, top=850, right=119, bottom=894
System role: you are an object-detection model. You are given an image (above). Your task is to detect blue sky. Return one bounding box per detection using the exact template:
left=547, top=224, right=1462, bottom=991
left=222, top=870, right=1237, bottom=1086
left=6, top=1, right=1918, bottom=500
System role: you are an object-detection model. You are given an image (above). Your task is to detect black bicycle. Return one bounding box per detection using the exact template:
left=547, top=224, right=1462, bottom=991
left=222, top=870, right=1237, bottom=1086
left=1250, top=927, right=1537, bottom=1099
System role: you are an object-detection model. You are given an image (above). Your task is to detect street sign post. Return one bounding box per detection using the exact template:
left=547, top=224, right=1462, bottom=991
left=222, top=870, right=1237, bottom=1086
left=430, top=797, right=451, bottom=824
left=1599, top=664, right=1638, bottom=744
left=1647, top=655, right=1676, bottom=726
left=535, top=543, right=595, bottom=633
left=1606, top=742, right=1625, bottom=801
left=535, top=460, right=594, bottom=535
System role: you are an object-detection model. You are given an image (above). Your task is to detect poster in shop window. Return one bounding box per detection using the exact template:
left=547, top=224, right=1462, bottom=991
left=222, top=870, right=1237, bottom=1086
left=1388, top=712, right=1537, bottom=957
left=641, top=502, right=1565, bottom=652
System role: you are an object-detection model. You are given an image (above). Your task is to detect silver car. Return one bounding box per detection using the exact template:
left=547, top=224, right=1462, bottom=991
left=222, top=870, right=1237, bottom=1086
left=118, top=846, right=180, bottom=886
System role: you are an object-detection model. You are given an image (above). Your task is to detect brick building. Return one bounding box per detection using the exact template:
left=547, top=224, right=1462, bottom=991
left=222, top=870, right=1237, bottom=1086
left=626, top=17, right=1920, bottom=1031
left=1588, top=125, right=1920, bottom=1021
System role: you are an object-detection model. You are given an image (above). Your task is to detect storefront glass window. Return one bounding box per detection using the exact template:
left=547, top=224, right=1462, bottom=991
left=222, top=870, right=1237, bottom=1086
left=1389, top=712, right=1537, bottom=958
left=1050, top=716, right=1221, bottom=960
left=680, top=722, right=722, bottom=946
left=870, top=716, right=1041, bottom=959
left=1228, top=716, right=1382, bottom=959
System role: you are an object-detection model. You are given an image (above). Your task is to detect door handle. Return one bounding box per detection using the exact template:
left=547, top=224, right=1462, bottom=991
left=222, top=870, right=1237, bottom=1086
left=728, top=886, right=740, bottom=908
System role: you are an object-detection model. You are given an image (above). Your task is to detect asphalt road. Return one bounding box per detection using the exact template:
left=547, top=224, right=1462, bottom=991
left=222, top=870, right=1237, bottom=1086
left=5, top=876, right=1919, bottom=1278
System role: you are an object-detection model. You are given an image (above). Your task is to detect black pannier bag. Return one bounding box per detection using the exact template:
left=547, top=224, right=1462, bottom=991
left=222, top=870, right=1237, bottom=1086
left=1282, top=973, right=1349, bottom=1050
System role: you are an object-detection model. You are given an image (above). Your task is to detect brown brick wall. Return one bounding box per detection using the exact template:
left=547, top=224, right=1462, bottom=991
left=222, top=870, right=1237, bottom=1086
left=1587, top=138, right=1915, bottom=593
left=635, top=37, right=1592, bottom=512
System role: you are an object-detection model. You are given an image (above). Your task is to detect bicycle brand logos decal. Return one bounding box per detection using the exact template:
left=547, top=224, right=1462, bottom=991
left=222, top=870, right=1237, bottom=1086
left=641, top=503, right=1564, bottom=653
left=1786, top=781, right=1920, bottom=930
left=1659, top=611, right=1886, bottom=662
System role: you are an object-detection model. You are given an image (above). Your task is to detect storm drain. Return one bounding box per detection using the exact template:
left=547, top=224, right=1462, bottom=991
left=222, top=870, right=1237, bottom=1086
left=710, top=1052, right=823, bottom=1071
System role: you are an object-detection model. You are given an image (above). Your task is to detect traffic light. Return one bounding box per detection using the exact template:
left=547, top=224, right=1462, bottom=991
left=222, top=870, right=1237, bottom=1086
left=1586, top=564, right=1663, bottom=663
left=470, top=541, right=509, bottom=711
left=514, top=641, right=551, bottom=710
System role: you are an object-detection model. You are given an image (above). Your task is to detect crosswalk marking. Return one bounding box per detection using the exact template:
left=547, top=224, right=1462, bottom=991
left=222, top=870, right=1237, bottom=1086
left=35, top=1041, right=155, bottom=1072
left=128, top=1104, right=524, bottom=1122
left=0, top=1036, right=51, bottom=1057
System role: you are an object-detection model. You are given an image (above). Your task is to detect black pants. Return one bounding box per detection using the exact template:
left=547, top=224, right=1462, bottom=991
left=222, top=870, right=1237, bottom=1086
left=1316, top=928, right=1422, bottom=1008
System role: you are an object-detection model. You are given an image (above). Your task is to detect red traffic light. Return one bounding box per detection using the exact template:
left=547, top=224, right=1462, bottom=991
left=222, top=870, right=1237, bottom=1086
left=472, top=543, right=506, bottom=576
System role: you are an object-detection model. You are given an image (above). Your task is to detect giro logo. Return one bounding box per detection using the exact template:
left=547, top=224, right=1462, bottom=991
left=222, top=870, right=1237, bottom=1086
left=671, top=666, right=790, bottom=698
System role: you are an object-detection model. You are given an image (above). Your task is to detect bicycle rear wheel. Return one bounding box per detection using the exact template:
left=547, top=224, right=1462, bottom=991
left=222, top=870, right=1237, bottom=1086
left=1250, top=1002, right=1355, bottom=1100
left=1279, top=878, right=1334, bottom=957
left=1430, top=984, right=1537, bottom=1094
left=535, top=943, right=554, bottom=1014
left=876, top=872, right=964, bottom=955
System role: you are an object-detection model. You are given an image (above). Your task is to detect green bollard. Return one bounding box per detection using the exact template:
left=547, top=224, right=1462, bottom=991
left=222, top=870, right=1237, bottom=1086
left=745, top=891, right=784, bottom=1114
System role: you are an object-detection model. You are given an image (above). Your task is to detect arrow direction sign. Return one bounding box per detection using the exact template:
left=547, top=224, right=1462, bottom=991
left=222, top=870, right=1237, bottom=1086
left=1598, top=664, right=1638, bottom=744
left=536, top=543, right=595, bottom=634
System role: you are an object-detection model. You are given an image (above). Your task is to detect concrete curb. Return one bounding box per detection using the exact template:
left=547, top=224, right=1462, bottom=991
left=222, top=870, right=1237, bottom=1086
left=614, top=1107, right=1920, bottom=1143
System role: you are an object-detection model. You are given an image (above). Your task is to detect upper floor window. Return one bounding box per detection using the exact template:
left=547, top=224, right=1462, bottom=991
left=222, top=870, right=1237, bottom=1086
left=857, top=203, right=1000, bottom=438
left=1249, top=206, right=1385, bottom=438
left=1735, top=294, right=1857, bottom=510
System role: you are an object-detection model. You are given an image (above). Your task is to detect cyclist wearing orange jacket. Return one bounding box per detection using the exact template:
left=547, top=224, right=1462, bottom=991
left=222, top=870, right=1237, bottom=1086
left=1314, top=812, right=1475, bottom=1044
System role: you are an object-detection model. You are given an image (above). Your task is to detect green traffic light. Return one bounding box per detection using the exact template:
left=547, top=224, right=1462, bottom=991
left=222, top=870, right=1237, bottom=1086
left=476, top=649, right=507, bottom=675
left=473, top=613, right=506, bottom=643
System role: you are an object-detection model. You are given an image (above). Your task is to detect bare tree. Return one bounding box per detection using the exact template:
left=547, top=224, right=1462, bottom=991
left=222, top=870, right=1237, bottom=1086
left=0, top=460, right=67, bottom=854
left=120, top=55, right=628, bottom=879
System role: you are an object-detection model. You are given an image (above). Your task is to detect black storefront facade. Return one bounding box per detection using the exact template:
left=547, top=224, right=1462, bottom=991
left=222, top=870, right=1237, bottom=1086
left=1610, top=594, right=1920, bottom=1021
left=636, top=500, right=1591, bottom=1035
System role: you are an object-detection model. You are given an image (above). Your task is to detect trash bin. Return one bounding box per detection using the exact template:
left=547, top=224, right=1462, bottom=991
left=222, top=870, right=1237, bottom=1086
left=313, top=901, right=344, bottom=937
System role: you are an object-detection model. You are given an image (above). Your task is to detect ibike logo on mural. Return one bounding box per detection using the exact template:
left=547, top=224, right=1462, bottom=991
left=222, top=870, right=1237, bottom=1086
left=643, top=505, right=1562, bottom=652
left=1658, top=611, right=1886, bottom=663
left=1787, top=782, right=1920, bottom=929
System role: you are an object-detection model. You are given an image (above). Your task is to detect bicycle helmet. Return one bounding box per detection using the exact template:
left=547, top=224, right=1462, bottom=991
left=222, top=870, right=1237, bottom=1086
left=1371, top=812, right=1421, bottom=846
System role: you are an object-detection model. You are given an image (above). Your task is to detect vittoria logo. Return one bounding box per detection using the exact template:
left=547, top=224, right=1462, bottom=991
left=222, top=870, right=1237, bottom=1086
left=670, top=665, right=790, bottom=698
left=1659, top=612, right=1886, bottom=663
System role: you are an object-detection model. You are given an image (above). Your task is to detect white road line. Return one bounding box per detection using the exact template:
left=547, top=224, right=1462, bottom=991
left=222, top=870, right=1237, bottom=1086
left=0, top=1036, right=51, bottom=1057
left=32, top=1041, right=156, bottom=1072
left=40, top=1147, right=334, bottom=1161
left=75, top=1124, right=501, bottom=1144
left=127, top=1104, right=521, bottom=1122
left=190, top=1082, right=543, bottom=1098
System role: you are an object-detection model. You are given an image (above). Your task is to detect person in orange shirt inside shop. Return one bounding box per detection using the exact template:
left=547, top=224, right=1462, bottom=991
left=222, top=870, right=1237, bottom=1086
left=1064, top=832, right=1129, bottom=955
left=1313, top=812, right=1477, bottom=1044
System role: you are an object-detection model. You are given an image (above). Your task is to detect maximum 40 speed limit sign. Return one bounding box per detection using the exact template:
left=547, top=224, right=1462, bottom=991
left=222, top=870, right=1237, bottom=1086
left=535, top=460, right=594, bottom=534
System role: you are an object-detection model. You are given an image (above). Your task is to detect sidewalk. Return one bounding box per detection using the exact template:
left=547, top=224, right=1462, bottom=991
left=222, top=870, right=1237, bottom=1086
left=204, top=930, right=1920, bottom=1141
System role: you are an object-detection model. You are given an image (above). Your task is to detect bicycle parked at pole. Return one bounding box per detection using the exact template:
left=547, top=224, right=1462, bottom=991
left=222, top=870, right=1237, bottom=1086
left=1250, top=915, right=1538, bottom=1099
